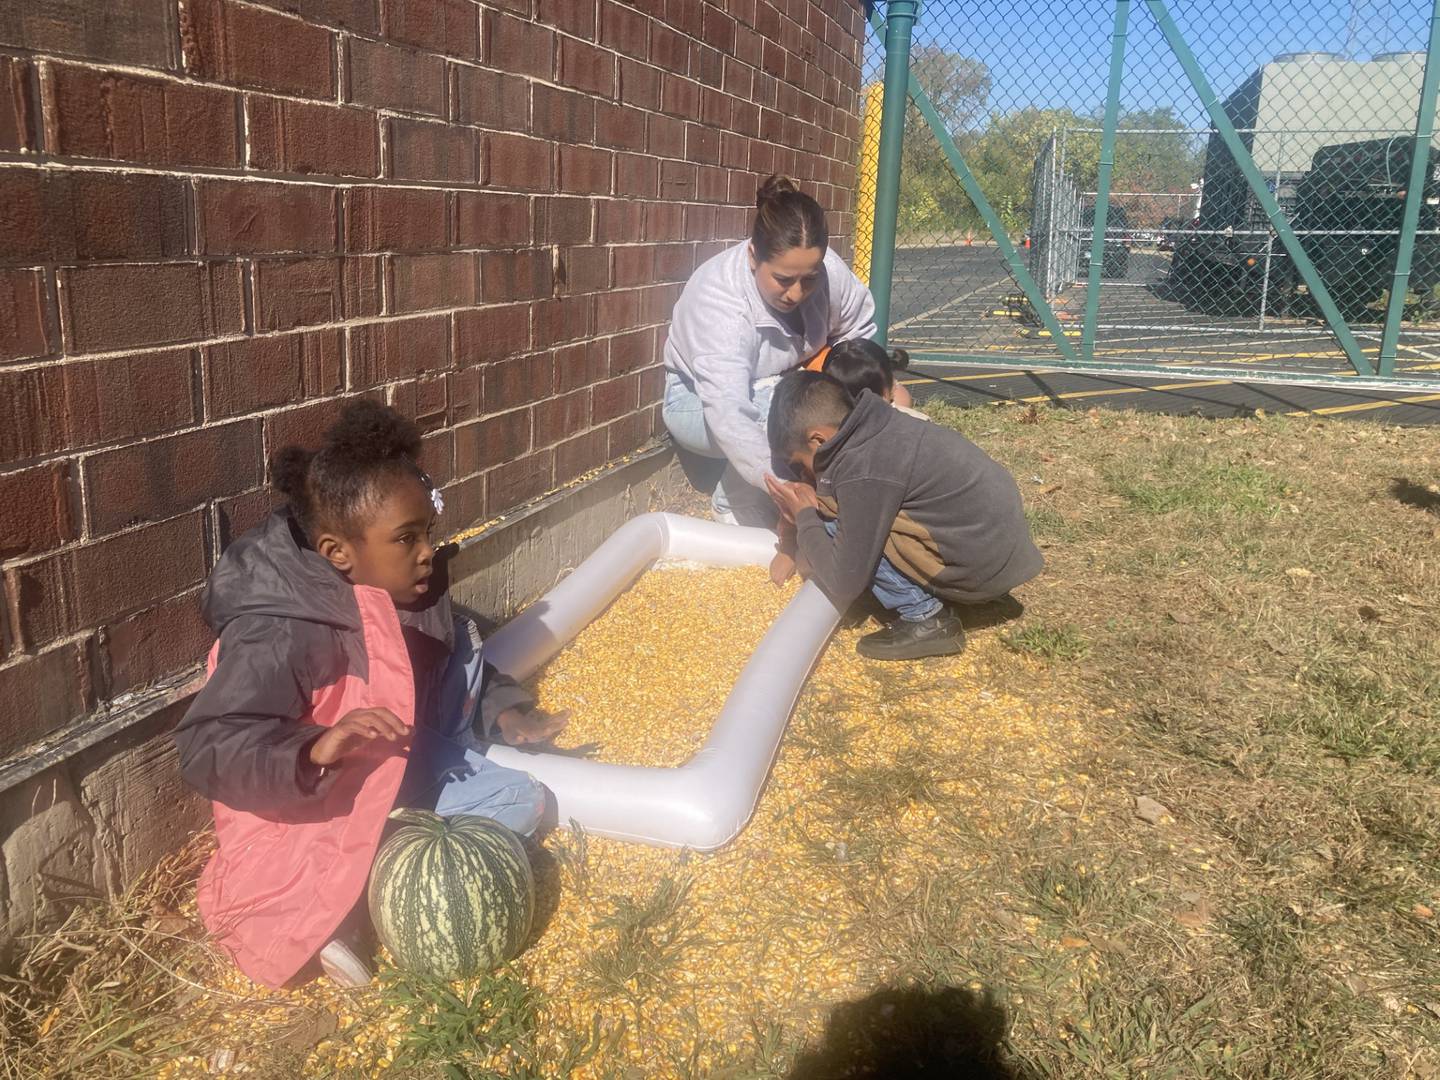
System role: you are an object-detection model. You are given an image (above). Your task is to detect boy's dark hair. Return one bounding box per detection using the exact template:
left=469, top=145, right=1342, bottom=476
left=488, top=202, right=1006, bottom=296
left=270, top=399, right=425, bottom=540
left=823, top=340, right=910, bottom=400
left=768, top=370, right=854, bottom=458
left=752, top=174, right=830, bottom=262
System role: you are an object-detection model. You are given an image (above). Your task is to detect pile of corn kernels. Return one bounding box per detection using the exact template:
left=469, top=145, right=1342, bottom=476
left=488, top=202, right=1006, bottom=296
left=152, top=566, right=1089, bottom=1077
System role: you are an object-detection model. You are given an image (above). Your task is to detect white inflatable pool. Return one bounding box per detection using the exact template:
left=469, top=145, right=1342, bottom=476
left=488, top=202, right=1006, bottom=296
left=483, top=513, right=841, bottom=851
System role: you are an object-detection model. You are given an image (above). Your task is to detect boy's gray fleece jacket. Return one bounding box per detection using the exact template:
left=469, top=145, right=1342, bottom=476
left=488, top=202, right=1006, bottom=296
left=796, top=392, right=1044, bottom=607
left=174, top=510, right=532, bottom=815
left=663, top=240, right=876, bottom=487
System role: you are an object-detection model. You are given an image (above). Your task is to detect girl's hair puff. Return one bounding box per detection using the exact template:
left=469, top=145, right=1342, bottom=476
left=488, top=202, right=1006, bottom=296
left=269, top=399, right=425, bottom=540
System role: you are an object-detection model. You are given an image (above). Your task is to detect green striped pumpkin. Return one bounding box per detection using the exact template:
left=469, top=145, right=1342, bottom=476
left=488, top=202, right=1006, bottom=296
left=368, top=809, right=535, bottom=979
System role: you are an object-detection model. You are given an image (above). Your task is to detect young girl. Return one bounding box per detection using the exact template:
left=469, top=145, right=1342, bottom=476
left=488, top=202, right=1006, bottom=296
left=821, top=339, right=926, bottom=420
left=175, top=400, right=565, bottom=989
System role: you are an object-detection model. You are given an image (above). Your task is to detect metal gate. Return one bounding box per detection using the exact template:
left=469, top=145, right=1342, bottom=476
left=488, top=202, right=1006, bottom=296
left=858, top=0, right=1440, bottom=393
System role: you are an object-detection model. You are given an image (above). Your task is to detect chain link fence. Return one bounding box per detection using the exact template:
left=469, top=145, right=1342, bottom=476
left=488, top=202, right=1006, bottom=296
left=857, top=0, right=1440, bottom=381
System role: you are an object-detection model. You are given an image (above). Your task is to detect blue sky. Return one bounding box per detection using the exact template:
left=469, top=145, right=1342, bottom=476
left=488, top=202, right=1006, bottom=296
left=864, top=0, right=1430, bottom=129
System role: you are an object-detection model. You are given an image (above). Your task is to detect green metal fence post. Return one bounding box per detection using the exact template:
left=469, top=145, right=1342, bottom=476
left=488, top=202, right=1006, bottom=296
left=1081, top=0, right=1130, bottom=362
left=1378, top=0, right=1440, bottom=376
left=868, top=0, right=920, bottom=347
left=1145, top=0, right=1376, bottom=378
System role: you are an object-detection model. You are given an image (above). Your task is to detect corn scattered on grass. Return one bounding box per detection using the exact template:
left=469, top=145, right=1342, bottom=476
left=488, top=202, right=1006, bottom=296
left=134, top=565, right=1087, bottom=1077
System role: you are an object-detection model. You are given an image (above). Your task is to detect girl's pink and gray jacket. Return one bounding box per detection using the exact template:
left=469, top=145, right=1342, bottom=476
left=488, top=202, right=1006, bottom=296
left=174, top=510, right=533, bottom=988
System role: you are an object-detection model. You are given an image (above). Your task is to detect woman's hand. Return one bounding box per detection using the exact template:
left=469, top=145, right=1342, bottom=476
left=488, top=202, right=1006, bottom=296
left=764, top=475, right=820, bottom=523
left=769, top=550, right=796, bottom=586
left=309, top=708, right=409, bottom=766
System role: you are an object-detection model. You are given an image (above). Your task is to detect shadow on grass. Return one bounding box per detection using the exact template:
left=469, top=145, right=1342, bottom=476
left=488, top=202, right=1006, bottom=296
left=787, top=984, right=1027, bottom=1080
left=1391, top=477, right=1440, bottom=515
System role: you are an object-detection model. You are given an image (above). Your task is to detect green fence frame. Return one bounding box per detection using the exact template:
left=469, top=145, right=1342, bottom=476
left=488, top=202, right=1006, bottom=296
left=864, top=0, right=1440, bottom=393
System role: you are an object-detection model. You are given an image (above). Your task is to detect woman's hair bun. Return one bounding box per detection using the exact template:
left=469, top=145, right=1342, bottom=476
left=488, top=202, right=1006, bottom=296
left=269, top=445, right=314, bottom=501
left=888, top=346, right=911, bottom=371
left=756, top=173, right=800, bottom=208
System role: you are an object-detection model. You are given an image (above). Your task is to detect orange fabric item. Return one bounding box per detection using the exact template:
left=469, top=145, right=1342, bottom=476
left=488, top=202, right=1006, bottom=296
left=803, top=346, right=831, bottom=372
left=195, top=584, right=414, bottom=988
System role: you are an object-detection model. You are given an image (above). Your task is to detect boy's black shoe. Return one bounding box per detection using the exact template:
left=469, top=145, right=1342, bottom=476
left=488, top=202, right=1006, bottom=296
left=856, top=610, right=966, bottom=661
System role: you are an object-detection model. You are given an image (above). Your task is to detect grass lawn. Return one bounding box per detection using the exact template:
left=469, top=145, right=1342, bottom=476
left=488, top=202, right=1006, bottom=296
left=4, top=402, right=1439, bottom=1078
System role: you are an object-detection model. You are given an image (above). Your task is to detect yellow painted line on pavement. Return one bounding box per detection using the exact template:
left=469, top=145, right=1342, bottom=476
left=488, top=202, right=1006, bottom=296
left=1285, top=392, right=1440, bottom=417
left=994, top=379, right=1233, bottom=405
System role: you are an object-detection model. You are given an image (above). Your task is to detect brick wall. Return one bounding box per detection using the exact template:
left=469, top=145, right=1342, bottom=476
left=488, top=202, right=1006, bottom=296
left=0, top=0, right=865, bottom=758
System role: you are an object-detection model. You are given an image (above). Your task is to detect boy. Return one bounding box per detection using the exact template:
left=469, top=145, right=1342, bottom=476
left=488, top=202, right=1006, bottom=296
left=764, top=371, right=1042, bottom=660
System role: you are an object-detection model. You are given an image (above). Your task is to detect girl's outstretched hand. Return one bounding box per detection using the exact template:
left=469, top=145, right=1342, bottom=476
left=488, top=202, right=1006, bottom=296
left=310, top=707, right=410, bottom=766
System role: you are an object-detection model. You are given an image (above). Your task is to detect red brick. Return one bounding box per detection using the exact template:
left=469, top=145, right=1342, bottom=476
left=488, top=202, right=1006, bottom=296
left=348, top=36, right=446, bottom=117
left=44, top=65, right=238, bottom=168
left=721, top=130, right=749, bottom=169
left=454, top=408, right=530, bottom=477
left=558, top=144, right=612, bottom=195
left=722, top=55, right=754, bottom=99
left=595, top=198, right=642, bottom=241
left=558, top=245, right=609, bottom=294
left=1, top=167, right=190, bottom=264
left=417, top=426, right=454, bottom=479
left=600, top=1, right=648, bottom=59
left=591, top=373, right=639, bottom=423
left=734, top=23, right=762, bottom=66
left=555, top=427, right=608, bottom=484
left=449, top=367, right=481, bottom=421
left=10, top=513, right=208, bottom=648
left=181, top=0, right=334, bottom=97
left=0, top=269, right=52, bottom=362
left=536, top=197, right=593, bottom=244
left=252, top=255, right=382, bottom=330
left=643, top=201, right=685, bottom=241
left=594, top=103, right=645, bottom=155
left=533, top=388, right=590, bottom=447
left=594, top=287, right=638, bottom=333
left=612, top=244, right=654, bottom=288
left=382, top=0, right=478, bottom=58
left=59, top=263, right=243, bottom=354
left=0, top=0, right=174, bottom=69
left=0, top=644, right=94, bottom=756
left=389, top=117, right=477, bottom=183
left=454, top=191, right=532, bottom=247
left=486, top=11, right=554, bottom=80
left=537, top=0, right=595, bottom=38
left=248, top=97, right=379, bottom=177
left=439, top=472, right=485, bottom=528
left=486, top=447, right=553, bottom=509
left=619, top=58, right=660, bottom=110
left=560, top=37, right=615, bottom=97
left=693, top=43, right=723, bottom=89
left=487, top=133, right=555, bottom=193
left=84, top=421, right=261, bottom=534
left=647, top=112, right=684, bottom=158
left=252, top=0, right=378, bottom=32
left=453, top=66, right=529, bottom=130
left=696, top=164, right=728, bottom=202
left=344, top=186, right=448, bottom=251
left=454, top=303, right=529, bottom=365
left=534, top=294, right=593, bottom=348
left=483, top=353, right=553, bottom=412
left=637, top=280, right=681, bottom=322
left=533, top=85, right=594, bottom=144
left=481, top=248, right=553, bottom=302
left=203, top=329, right=344, bottom=418
left=658, top=159, right=696, bottom=200
left=686, top=122, right=720, bottom=165
left=700, top=87, right=730, bottom=129
left=216, top=487, right=278, bottom=549
left=349, top=315, right=450, bottom=388
left=606, top=409, right=651, bottom=457
left=652, top=241, right=693, bottom=282
left=609, top=326, right=655, bottom=373
left=649, top=23, right=688, bottom=75
left=701, top=7, right=737, bottom=53
left=200, top=180, right=336, bottom=255
left=390, top=252, right=478, bottom=312
left=264, top=394, right=361, bottom=454
left=553, top=338, right=608, bottom=392
left=1, top=350, right=194, bottom=465
left=688, top=203, right=721, bottom=240
left=105, top=590, right=210, bottom=695
left=666, top=0, right=702, bottom=35
left=0, top=58, right=36, bottom=153
left=615, top=152, right=657, bottom=197
left=387, top=373, right=450, bottom=432
left=637, top=362, right=665, bottom=404
left=661, top=74, right=700, bottom=119
left=0, top=464, right=77, bottom=561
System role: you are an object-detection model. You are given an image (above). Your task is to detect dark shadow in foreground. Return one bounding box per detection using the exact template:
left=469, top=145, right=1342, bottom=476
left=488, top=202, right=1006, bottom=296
left=1392, top=477, right=1440, bottom=516
left=787, top=984, right=1028, bottom=1080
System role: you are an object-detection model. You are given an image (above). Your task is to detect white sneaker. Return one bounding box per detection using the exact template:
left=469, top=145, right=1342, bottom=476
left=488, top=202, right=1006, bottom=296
left=319, top=937, right=373, bottom=987
left=712, top=509, right=739, bottom=526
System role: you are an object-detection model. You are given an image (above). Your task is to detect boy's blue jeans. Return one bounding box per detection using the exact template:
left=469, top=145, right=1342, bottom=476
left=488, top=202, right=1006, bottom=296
left=396, top=617, right=547, bottom=837
left=824, top=521, right=943, bottom=622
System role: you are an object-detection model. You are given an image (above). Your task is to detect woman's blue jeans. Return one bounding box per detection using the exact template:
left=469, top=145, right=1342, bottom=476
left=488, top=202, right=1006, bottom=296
left=662, top=371, right=778, bottom=527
